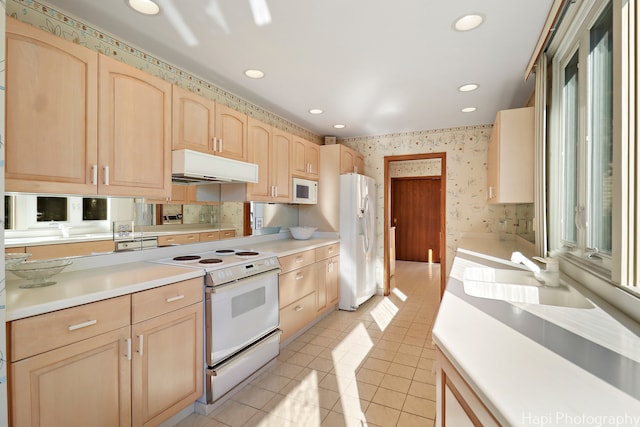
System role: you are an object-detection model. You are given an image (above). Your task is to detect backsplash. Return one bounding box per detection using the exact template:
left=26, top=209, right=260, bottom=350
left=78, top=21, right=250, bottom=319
left=6, top=0, right=321, bottom=144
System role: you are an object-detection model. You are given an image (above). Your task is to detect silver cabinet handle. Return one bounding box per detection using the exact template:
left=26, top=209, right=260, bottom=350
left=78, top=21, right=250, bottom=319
left=295, top=305, right=303, bottom=312
left=92, top=165, right=98, bottom=185
left=213, top=137, right=218, bottom=152
left=166, top=295, right=185, bottom=303
left=137, top=335, right=144, bottom=356
left=104, top=166, right=110, bottom=185
left=68, top=319, right=97, bottom=331
left=295, top=273, right=304, bottom=281
left=126, top=338, right=132, bottom=361
left=219, top=138, right=223, bottom=152
left=295, top=257, right=304, bottom=263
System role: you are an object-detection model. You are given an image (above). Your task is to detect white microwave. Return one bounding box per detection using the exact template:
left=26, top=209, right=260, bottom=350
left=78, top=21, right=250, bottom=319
left=292, top=178, right=318, bottom=204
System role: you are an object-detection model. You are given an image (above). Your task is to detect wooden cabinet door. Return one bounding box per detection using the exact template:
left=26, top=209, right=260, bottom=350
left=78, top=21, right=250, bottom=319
left=11, top=326, right=132, bottom=427
left=306, top=142, right=320, bottom=179
left=131, top=304, right=203, bottom=427
left=247, top=118, right=272, bottom=201
left=354, top=154, right=365, bottom=174
left=5, top=17, right=98, bottom=195
left=327, top=256, right=340, bottom=306
left=98, top=54, right=171, bottom=199
left=340, top=148, right=356, bottom=174
left=316, top=256, right=339, bottom=313
left=486, top=116, right=500, bottom=202
left=291, top=137, right=308, bottom=177
left=271, top=129, right=292, bottom=202
left=215, top=104, right=247, bottom=161
left=172, top=85, right=215, bottom=153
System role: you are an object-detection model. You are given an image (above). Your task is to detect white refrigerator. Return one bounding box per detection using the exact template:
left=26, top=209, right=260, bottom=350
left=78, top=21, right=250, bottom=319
left=339, top=173, right=377, bottom=311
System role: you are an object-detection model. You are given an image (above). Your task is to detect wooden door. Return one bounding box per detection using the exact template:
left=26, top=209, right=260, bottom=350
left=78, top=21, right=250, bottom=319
left=98, top=54, right=171, bottom=198
left=272, top=129, right=292, bottom=202
left=291, top=137, right=309, bottom=177
left=172, top=85, right=215, bottom=153
left=247, top=118, right=272, bottom=201
left=215, top=104, right=248, bottom=161
left=131, top=304, right=203, bottom=427
left=306, top=142, right=320, bottom=179
left=391, top=177, right=442, bottom=262
left=5, top=17, right=98, bottom=195
left=11, top=326, right=132, bottom=427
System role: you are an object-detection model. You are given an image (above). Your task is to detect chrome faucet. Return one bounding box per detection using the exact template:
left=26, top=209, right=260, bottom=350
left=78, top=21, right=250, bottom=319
left=510, top=251, right=560, bottom=286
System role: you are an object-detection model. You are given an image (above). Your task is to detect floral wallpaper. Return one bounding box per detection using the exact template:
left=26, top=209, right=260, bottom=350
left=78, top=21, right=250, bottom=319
left=389, top=158, right=442, bottom=177
left=340, top=126, right=524, bottom=277
left=6, top=0, right=321, bottom=144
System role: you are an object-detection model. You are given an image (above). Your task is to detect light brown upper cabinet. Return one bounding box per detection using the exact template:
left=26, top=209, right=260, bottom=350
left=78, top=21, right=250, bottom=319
left=172, top=85, right=216, bottom=154
left=215, top=104, right=248, bottom=161
left=486, top=107, right=534, bottom=204
left=291, top=136, right=320, bottom=179
left=339, top=145, right=365, bottom=174
left=6, top=17, right=98, bottom=195
left=98, top=55, right=172, bottom=198
left=5, top=18, right=172, bottom=199
left=247, top=118, right=292, bottom=202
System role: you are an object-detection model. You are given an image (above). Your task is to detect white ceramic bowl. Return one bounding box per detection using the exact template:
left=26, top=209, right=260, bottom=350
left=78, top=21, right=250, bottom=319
left=289, top=226, right=317, bottom=240
left=5, top=253, right=31, bottom=267
left=7, top=258, right=73, bottom=288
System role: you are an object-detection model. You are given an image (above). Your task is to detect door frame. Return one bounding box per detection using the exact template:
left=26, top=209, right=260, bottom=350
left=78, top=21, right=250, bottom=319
left=384, top=153, right=447, bottom=297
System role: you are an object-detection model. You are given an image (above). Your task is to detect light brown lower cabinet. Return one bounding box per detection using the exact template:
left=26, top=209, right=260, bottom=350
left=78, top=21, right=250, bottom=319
left=278, top=244, right=340, bottom=342
left=27, top=240, right=115, bottom=260
left=436, top=347, right=500, bottom=427
left=8, top=278, right=203, bottom=427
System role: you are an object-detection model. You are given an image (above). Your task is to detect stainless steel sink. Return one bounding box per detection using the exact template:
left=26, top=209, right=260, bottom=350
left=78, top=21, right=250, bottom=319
left=462, top=267, right=593, bottom=309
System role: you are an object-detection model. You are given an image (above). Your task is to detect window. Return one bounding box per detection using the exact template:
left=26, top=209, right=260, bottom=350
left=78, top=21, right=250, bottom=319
left=549, top=0, right=617, bottom=277
left=36, top=196, right=68, bottom=222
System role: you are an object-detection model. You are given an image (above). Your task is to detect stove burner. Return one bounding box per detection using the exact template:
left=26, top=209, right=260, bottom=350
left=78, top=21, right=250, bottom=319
left=199, top=258, right=223, bottom=264
left=235, top=251, right=259, bottom=257
left=215, top=249, right=235, bottom=255
left=173, top=255, right=201, bottom=262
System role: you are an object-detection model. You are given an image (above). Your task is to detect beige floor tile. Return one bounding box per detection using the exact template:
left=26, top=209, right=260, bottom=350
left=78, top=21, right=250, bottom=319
left=365, top=402, right=401, bottom=427
left=393, top=352, right=420, bottom=368
left=211, top=400, right=259, bottom=427
left=284, top=340, right=306, bottom=352
left=174, top=413, right=230, bottom=427
left=379, top=374, right=411, bottom=394
left=371, top=387, right=407, bottom=411
left=318, top=373, right=353, bottom=394
left=232, top=384, right=277, bottom=410
left=251, top=373, right=292, bottom=393
left=344, top=380, right=378, bottom=401
left=307, top=356, right=336, bottom=373
left=402, top=335, right=426, bottom=347
left=309, top=335, right=334, bottom=348
left=402, top=395, right=437, bottom=419
left=299, top=342, right=326, bottom=356
left=386, top=363, right=416, bottom=380
left=408, top=380, right=437, bottom=401
left=397, top=343, right=423, bottom=357
left=396, top=411, right=433, bottom=427
left=294, top=366, right=328, bottom=383
left=361, top=357, right=391, bottom=373
left=332, top=394, right=370, bottom=417
left=413, top=367, right=436, bottom=385
left=417, top=357, right=435, bottom=371
left=269, top=362, right=305, bottom=379
left=367, top=348, right=397, bottom=362
left=242, top=410, right=293, bottom=427
left=355, top=367, right=385, bottom=386
left=321, top=410, right=366, bottom=427
left=285, top=352, right=315, bottom=367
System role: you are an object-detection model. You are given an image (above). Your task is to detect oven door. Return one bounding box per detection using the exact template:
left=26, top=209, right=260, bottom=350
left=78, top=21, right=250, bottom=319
left=206, top=271, right=279, bottom=365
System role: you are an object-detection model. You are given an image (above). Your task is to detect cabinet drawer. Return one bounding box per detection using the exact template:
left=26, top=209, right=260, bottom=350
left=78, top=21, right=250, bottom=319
left=157, top=233, right=200, bottom=246
left=9, top=295, right=131, bottom=362
left=315, top=244, right=340, bottom=261
left=199, top=231, right=220, bottom=242
left=279, top=264, right=316, bottom=308
left=279, top=292, right=316, bottom=342
left=279, top=249, right=315, bottom=273
left=132, top=278, right=203, bottom=323
left=220, top=229, right=236, bottom=239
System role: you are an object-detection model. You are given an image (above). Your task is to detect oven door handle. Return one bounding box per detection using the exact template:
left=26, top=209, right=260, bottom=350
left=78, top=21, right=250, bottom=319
left=208, top=329, right=281, bottom=376
left=208, top=269, right=280, bottom=293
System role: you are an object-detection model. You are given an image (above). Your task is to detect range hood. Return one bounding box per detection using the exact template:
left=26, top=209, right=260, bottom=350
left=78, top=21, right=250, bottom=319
left=172, top=149, right=259, bottom=184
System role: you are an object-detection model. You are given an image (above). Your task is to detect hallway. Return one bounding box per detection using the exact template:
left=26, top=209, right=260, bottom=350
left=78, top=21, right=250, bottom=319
left=177, top=261, right=441, bottom=427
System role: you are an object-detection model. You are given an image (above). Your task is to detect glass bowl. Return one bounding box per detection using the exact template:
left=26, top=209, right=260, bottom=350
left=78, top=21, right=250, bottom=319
left=289, top=226, right=317, bottom=240
left=5, top=253, right=32, bottom=267
left=7, top=259, right=73, bottom=288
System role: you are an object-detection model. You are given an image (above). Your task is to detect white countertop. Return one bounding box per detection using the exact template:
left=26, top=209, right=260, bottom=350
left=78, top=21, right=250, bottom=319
left=5, top=234, right=339, bottom=321
left=433, top=248, right=640, bottom=425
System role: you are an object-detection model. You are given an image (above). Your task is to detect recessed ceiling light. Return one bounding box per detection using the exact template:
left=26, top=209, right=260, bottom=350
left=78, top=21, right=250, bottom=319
left=458, top=83, right=479, bottom=92
left=244, top=69, right=265, bottom=79
left=454, top=14, right=484, bottom=32
left=309, top=109, right=324, bottom=115
left=333, top=124, right=346, bottom=129
left=461, top=107, right=477, bottom=113
left=127, top=0, right=160, bottom=15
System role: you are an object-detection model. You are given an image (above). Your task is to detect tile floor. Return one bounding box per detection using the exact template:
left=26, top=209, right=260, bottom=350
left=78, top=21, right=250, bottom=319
left=176, top=261, right=441, bottom=427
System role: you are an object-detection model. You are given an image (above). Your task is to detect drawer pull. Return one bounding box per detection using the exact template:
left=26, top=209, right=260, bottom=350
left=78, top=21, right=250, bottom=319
left=68, top=319, right=97, bottom=331
left=295, top=305, right=304, bottom=312
left=166, top=295, right=185, bottom=303
left=188, top=236, right=196, bottom=240
left=295, top=274, right=304, bottom=281
left=328, top=247, right=334, bottom=253
left=295, top=257, right=304, bottom=263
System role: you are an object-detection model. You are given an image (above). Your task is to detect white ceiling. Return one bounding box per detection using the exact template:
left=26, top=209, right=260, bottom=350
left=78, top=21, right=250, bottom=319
left=45, top=0, right=553, bottom=138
